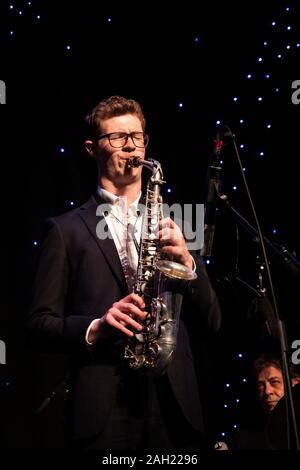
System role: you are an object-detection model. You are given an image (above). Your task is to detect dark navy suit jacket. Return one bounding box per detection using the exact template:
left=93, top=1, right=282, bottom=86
left=28, top=194, right=221, bottom=440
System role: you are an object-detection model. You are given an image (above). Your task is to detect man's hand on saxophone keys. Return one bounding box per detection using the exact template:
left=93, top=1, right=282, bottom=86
left=158, top=217, right=194, bottom=271
left=86, top=293, right=146, bottom=344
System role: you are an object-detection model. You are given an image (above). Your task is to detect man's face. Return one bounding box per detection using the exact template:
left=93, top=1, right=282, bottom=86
left=89, top=114, right=145, bottom=186
left=256, top=366, right=284, bottom=414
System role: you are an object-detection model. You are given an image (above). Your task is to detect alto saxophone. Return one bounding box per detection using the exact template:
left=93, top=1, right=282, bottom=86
left=124, top=157, right=197, bottom=375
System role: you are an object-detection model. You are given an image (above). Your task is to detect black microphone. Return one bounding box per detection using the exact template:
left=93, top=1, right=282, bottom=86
left=201, top=131, right=224, bottom=257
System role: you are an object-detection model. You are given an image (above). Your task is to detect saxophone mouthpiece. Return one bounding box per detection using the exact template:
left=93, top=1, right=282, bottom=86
left=126, top=156, right=142, bottom=168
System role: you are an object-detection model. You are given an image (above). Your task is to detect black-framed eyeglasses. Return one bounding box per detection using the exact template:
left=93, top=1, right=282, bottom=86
left=96, top=131, right=149, bottom=148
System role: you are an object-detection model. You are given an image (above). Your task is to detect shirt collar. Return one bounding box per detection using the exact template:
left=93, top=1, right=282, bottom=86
left=97, top=186, right=141, bottom=213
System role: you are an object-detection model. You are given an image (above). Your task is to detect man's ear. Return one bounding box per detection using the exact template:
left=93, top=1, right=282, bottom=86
left=85, top=140, right=95, bottom=156
left=292, top=376, right=300, bottom=386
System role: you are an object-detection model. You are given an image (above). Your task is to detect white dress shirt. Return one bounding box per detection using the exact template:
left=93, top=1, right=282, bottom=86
left=96, top=186, right=142, bottom=291
left=86, top=187, right=142, bottom=344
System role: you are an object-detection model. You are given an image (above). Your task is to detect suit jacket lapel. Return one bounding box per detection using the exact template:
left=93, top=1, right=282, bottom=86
left=78, top=194, right=127, bottom=291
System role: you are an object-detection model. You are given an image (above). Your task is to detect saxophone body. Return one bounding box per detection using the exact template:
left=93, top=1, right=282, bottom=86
left=124, top=157, right=197, bottom=375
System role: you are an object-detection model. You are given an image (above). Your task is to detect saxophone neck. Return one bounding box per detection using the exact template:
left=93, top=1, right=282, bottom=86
left=126, top=156, right=165, bottom=187
left=140, top=158, right=161, bottom=173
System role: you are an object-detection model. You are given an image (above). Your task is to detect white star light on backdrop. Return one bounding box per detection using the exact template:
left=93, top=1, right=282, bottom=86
left=7, top=1, right=42, bottom=36
left=209, top=3, right=299, bottom=258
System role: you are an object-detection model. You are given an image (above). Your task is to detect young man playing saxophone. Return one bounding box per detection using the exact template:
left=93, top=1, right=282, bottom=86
left=28, top=95, right=221, bottom=451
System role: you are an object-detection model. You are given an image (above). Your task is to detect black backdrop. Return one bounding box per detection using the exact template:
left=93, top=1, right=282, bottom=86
left=0, top=0, right=300, bottom=450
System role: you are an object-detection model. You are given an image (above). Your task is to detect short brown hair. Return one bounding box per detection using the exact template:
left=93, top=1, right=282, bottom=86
left=252, top=353, right=300, bottom=381
left=251, top=355, right=282, bottom=381
left=84, top=95, right=146, bottom=140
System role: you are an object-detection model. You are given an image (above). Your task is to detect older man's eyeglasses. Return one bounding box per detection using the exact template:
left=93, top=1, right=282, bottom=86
left=97, top=132, right=149, bottom=148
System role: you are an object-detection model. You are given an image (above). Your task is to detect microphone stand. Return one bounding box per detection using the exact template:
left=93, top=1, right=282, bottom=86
left=216, top=127, right=300, bottom=450
left=225, top=203, right=300, bottom=284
